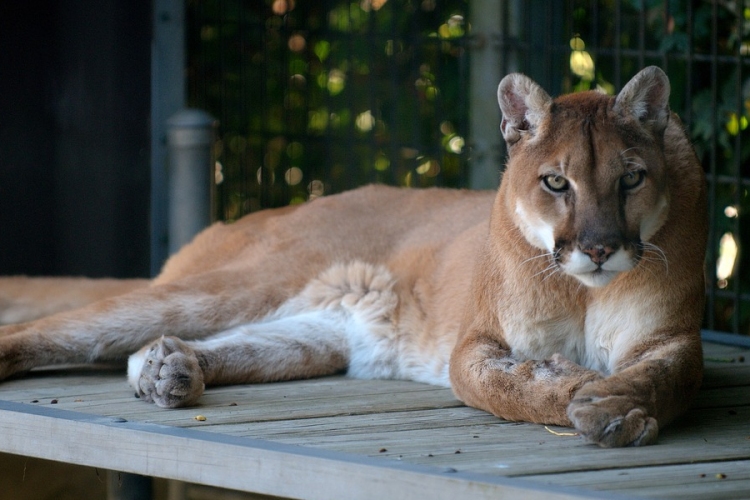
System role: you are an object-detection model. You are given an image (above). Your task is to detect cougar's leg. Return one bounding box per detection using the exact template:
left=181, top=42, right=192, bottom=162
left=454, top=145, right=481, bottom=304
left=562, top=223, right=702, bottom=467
left=0, top=270, right=302, bottom=380
left=0, top=277, right=150, bottom=326
left=127, top=261, right=402, bottom=408
left=127, top=309, right=351, bottom=408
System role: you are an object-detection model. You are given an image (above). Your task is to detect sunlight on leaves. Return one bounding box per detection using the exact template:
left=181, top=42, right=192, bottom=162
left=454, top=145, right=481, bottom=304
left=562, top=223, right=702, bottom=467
left=717, top=232, right=738, bottom=289
left=355, top=110, right=375, bottom=132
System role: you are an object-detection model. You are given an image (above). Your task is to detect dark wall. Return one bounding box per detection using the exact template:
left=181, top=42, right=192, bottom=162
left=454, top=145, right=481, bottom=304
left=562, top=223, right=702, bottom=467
left=0, top=1, right=151, bottom=278
left=0, top=2, right=57, bottom=275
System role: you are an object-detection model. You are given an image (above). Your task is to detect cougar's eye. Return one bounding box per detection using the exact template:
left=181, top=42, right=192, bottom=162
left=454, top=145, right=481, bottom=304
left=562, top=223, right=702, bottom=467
left=621, top=170, right=645, bottom=190
left=542, top=174, right=570, bottom=193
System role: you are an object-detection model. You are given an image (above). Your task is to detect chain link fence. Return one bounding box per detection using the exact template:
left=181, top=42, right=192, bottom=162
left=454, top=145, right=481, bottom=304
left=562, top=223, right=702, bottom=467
left=187, top=0, right=750, bottom=336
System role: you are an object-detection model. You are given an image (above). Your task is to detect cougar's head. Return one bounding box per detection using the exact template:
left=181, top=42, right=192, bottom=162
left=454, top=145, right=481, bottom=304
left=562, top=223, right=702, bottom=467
left=497, top=67, right=672, bottom=288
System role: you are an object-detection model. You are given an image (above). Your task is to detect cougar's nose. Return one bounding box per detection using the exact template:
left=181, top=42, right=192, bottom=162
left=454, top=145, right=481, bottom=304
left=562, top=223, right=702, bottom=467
left=580, top=244, right=615, bottom=265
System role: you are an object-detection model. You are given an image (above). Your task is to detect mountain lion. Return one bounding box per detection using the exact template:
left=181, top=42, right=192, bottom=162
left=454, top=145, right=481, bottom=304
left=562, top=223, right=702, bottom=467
left=0, top=66, right=707, bottom=447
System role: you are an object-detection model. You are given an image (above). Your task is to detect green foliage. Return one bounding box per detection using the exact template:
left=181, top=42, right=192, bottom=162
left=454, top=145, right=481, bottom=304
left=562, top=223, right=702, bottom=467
left=188, top=0, right=750, bottom=334
left=188, top=0, right=469, bottom=220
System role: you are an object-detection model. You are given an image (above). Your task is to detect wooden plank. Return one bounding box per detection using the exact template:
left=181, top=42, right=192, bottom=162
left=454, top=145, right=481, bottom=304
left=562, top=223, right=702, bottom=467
left=0, top=400, right=612, bottom=500
left=702, top=363, right=750, bottom=389
left=702, top=331, right=750, bottom=348
left=2, top=374, right=462, bottom=423
left=691, top=386, right=750, bottom=408
left=524, top=460, right=750, bottom=499
left=284, top=422, right=747, bottom=478
left=6, top=360, right=744, bottom=426
left=0, top=339, right=745, bottom=499
left=192, top=402, right=750, bottom=479
left=702, top=342, right=750, bottom=358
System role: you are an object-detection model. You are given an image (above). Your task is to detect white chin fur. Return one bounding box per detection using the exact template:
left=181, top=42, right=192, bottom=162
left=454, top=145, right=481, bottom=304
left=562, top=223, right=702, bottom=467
left=572, top=270, right=620, bottom=288
left=562, top=248, right=635, bottom=287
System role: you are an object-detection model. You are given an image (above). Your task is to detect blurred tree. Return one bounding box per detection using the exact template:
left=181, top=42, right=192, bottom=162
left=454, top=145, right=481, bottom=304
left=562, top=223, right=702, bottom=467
left=188, top=0, right=469, bottom=220
left=187, top=0, right=750, bottom=335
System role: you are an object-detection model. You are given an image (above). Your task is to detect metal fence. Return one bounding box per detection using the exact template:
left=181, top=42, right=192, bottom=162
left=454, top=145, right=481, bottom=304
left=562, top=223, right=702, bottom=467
left=187, top=0, right=750, bottom=337
left=187, top=0, right=470, bottom=218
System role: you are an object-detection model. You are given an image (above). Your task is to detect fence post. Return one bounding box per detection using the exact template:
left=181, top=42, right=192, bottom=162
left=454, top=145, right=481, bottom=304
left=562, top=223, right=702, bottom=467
left=106, top=471, right=152, bottom=500
left=166, top=109, right=217, bottom=255
left=468, top=0, right=505, bottom=190
left=151, top=0, right=185, bottom=275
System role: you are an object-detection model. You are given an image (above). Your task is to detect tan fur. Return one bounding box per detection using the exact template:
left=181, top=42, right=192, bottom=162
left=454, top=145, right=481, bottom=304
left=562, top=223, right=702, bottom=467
left=0, top=277, right=149, bottom=326
left=0, top=67, right=706, bottom=447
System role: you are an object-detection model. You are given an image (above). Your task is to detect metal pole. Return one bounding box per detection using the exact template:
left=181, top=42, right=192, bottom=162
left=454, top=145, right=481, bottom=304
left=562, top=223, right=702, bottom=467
left=106, top=471, right=153, bottom=500
left=468, top=0, right=505, bottom=189
left=166, top=109, right=217, bottom=255
left=151, top=0, right=185, bottom=275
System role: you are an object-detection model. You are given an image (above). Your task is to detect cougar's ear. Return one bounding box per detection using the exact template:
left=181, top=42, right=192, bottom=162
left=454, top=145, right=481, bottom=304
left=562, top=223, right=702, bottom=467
left=497, top=73, right=552, bottom=145
left=614, top=66, right=670, bottom=134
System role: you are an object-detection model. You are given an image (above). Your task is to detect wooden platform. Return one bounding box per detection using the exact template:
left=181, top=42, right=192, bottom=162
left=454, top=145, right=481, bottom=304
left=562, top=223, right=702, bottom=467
left=0, top=334, right=748, bottom=500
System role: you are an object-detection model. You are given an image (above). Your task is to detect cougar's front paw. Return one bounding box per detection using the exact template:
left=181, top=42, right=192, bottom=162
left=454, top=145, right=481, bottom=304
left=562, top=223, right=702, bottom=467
left=128, top=336, right=205, bottom=408
left=567, top=391, right=658, bottom=447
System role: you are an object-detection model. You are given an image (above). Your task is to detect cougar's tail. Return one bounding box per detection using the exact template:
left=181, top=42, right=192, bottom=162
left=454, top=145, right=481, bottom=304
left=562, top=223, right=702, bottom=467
left=0, top=277, right=151, bottom=325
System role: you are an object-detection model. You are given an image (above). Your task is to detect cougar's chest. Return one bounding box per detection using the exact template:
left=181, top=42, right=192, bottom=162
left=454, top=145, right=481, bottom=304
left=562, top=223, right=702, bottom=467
left=583, top=289, right=668, bottom=373
left=502, top=310, right=587, bottom=366
left=500, top=291, right=637, bottom=374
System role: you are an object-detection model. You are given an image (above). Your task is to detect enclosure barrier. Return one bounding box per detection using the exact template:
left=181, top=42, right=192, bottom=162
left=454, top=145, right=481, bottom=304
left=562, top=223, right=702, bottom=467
left=166, top=109, right=217, bottom=254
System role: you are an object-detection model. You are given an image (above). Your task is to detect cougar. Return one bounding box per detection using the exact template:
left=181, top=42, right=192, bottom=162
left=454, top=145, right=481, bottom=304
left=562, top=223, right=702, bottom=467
left=0, top=66, right=706, bottom=447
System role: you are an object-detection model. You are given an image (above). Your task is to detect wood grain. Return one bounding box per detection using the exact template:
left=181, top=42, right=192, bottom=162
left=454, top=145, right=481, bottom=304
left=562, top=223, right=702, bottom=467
left=0, top=341, right=747, bottom=499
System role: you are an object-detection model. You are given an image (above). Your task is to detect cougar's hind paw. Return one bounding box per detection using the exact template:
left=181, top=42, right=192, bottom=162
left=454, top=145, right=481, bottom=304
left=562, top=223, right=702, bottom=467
left=128, top=336, right=205, bottom=408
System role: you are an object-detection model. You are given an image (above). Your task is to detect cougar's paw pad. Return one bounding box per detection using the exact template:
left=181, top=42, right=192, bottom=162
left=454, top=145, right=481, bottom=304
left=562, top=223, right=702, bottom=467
left=567, top=396, right=658, bottom=447
left=128, top=336, right=205, bottom=408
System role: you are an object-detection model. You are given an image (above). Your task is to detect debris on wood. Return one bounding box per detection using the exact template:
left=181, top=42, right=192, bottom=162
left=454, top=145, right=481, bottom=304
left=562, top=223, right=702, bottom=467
left=544, top=426, right=579, bottom=437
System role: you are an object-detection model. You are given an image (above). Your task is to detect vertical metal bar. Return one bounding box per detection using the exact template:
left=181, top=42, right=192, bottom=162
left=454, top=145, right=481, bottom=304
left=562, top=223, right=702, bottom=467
left=151, top=0, right=186, bottom=276
left=523, top=0, right=530, bottom=74
left=107, top=471, right=152, bottom=500
left=547, top=0, right=553, bottom=90
left=167, top=109, right=216, bottom=254
left=614, top=0, right=621, bottom=87
left=344, top=3, right=356, bottom=191
left=661, top=0, right=668, bottom=71
left=590, top=0, right=599, bottom=74
left=410, top=4, right=425, bottom=185
left=564, top=0, right=572, bottom=87
left=457, top=30, right=469, bottom=187
left=468, top=0, right=503, bottom=189
left=638, top=0, right=645, bottom=69
left=366, top=4, right=379, bottom=184
left=238, top=0, right=247, bottom=214
left=260, top=2, right=270, bottom=208
left=217, top=0, right=229, bottom=209
left=732, top=0, right=743, bottom=333
left=706, top=0, right=719, bottom=329
left=322, top=1, right=334, bottom=196
left=685, top=1, right=693, bottom=125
